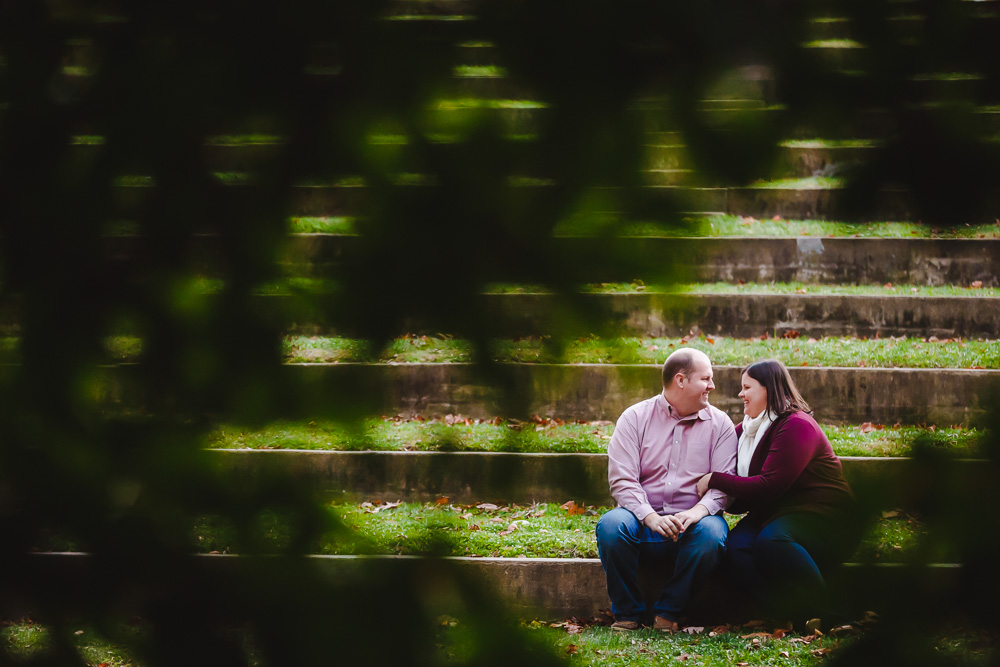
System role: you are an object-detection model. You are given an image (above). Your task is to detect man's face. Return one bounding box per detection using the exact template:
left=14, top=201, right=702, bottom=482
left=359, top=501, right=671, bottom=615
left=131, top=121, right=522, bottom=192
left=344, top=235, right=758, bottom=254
left=677, top=356, right=715, bottom=415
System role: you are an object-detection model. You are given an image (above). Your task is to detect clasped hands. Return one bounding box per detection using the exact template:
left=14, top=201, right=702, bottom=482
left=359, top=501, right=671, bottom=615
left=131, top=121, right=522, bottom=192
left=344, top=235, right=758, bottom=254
left=642, top=504, right=708, bottom=542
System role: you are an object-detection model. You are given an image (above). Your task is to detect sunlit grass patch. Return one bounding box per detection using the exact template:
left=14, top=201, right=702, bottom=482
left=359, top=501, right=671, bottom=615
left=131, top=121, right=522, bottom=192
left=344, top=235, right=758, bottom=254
left=524, top=622, right=851, bottom=667
left=205, top=416, right=615, bottom=453
left=189, top=502, right=936, bottom=564
left=1, top=621, right=139, bottom=666
left=279, top=334, right=1000, bottom=369
left=204, top=417, right=981, bottom=458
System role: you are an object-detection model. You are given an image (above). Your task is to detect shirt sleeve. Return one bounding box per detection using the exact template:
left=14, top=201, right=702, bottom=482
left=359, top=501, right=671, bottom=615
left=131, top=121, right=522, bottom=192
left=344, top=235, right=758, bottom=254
left=607, top=409, right=655, bottom=521
left=698, top=417, right=738, bottom=515
left=708, top=415, right=815, bottom=504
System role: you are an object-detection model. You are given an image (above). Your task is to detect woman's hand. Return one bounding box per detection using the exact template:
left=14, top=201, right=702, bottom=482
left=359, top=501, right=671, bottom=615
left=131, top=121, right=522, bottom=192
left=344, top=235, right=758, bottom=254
left=696, top=472, right=712, bottom=497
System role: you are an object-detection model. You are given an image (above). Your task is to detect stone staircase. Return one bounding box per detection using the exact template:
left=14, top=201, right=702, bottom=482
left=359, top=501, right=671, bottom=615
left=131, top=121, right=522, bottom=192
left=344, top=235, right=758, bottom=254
left=2, top=0, right=998, bottom=631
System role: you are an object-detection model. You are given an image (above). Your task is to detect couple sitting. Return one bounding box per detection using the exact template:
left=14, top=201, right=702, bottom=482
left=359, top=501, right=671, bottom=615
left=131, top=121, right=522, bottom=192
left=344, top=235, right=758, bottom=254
left=597, top=348, right=859, bottom=632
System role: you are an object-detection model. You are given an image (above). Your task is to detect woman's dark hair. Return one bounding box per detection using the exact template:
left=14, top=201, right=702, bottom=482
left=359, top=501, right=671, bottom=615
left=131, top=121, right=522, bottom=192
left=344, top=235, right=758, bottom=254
left=743, top=359, right=812, bottom=417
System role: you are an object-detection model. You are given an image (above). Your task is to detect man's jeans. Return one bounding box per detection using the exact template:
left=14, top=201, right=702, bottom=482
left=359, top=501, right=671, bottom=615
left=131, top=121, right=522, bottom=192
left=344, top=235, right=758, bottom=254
left=596, top=508, right=728, bottom=623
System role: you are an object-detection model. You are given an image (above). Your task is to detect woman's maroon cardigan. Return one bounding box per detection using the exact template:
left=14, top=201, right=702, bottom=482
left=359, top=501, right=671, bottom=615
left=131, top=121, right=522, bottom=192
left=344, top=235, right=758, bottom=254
left=708, top=411, right=856, bottom=524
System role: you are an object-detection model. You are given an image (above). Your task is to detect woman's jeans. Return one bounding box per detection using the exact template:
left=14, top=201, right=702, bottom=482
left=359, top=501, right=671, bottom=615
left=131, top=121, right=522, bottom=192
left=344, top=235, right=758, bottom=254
left=727, top=512, right=858, bottom=624
left=596, top=508, right=728, bottom=622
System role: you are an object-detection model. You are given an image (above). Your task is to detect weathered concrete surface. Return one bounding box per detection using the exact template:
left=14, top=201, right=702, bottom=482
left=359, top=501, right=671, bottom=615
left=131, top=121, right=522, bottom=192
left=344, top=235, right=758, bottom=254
left=211, top=450, right=611, bottom=505
left=107, top=363, right=999, bottom=425
left=14, top=552, right=962, bottom=622
left=209, top=450, right=990, bottom=508
left=472, top=292, right=1000, bottom=339
left=151, top=291, right=998, bottom=339
left=270, top=235, right=1000, bottom=286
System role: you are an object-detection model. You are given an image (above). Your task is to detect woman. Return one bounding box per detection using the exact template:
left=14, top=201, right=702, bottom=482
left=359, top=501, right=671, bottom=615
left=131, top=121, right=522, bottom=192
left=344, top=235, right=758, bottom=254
left=696, top=359, right=860, bottom=629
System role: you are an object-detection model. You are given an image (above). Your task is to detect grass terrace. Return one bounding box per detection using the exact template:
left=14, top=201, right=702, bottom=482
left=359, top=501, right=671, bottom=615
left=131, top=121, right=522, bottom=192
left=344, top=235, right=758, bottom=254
left=206, top=417, right=982, bottom=458
left=185, top=502, right=932, bottom=563
left=33, top=333, right=995, bottom=368
left=7, top=333, right=993, bottom=369
left=102, top=212, right=1000, bottom=239
left=276, top=334, right=999, bottom=369
left=7, top=618, right=991, bottom=667
left=491, top=281, right=1000, bottom=296
left=104, top=275, right=998, bottom=297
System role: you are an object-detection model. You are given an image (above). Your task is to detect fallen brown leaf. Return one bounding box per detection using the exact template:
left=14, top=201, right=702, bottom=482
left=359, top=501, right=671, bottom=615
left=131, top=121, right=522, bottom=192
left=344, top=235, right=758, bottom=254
left=566, top=644, right=578, bottom=655
left=682, top=626, right=704, bottom=635
left=859, top=422, right=875, bottom=434
left=435, top=496, right=450, bottom=505
left=779, top=650, right=790, bottom=658
left=741, top=632, right=771, bottom=639
left=476, top=503, right=499, bottom=511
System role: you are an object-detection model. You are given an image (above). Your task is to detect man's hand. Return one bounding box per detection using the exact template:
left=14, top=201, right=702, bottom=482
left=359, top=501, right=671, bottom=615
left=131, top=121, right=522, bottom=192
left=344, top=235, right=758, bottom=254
left=696, top=472, right=712, bottom=498
left=673, top=504, right=709, bottom=532
left=642, top=512, right=684, bottom=541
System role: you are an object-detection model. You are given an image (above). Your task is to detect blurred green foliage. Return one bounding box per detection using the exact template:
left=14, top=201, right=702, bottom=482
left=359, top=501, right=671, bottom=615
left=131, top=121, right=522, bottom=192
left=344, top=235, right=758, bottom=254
left=0, top=0, right=999, bottom=664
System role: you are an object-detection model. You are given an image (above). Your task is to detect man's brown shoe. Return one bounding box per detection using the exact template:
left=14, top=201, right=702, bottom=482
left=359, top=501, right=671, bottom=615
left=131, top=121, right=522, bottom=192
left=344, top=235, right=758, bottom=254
left=611, top=620, right=641, bottom=631
left=653, top=616, right=679, bottom=633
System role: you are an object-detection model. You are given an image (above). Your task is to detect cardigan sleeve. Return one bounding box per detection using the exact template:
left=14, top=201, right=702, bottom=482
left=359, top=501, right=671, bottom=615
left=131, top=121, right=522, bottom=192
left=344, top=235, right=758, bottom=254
left=707, top=413, right=817, bottom=504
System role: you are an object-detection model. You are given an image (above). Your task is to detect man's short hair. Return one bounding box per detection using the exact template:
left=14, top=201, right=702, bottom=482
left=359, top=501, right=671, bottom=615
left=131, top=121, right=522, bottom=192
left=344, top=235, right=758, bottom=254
left=662, top=349, right=699, bottom=388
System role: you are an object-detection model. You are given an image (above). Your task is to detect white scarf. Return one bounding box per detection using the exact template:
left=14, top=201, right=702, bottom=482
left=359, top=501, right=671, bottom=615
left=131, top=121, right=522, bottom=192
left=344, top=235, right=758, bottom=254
left=738, top=410, right=775, bottom=477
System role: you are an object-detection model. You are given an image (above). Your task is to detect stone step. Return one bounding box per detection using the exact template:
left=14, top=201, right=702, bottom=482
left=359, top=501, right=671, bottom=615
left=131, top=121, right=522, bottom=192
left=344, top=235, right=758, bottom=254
left=69, top=140, right=877, bottom=180
left=235, top=292, right=998, bottom=339
left=102, top=181, right=1000, bottom=223
left=69, top=139, right=874, bottom=181
left=15, top=552, right=965, bottom=622
left=2, top=291, right=994, bottom=340
left=105, top=363, right=998, bottom=425
left=239, top=235, right=999, bottom=285
left=210, top=450, right=989, bottom=508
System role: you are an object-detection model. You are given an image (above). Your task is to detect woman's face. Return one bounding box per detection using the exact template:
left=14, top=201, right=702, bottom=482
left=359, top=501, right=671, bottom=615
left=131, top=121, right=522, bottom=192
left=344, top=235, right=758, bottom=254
left=739, top=372, right=767, bottom=419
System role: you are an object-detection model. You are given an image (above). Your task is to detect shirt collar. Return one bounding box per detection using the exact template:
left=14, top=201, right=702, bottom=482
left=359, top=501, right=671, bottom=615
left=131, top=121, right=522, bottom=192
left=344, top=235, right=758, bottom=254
left=657, top=393, right=710, bottom=422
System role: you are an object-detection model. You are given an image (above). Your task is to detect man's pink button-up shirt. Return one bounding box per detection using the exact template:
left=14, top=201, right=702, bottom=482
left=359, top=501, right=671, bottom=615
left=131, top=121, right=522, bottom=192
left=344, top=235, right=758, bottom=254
left=608, top=393, right=738, bottom=521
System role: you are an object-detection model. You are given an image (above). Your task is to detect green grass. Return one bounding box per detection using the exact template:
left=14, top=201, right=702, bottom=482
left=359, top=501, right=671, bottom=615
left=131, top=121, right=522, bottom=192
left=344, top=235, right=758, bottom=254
left=453, top=65, right=506, bottom=77
left=519, top=622, right=992, bottom=667
left=288, top=216, right=356, bottom=233
left=205, top=417, right=617, bottom=454
left=101, top=213, right=1000, bottom=239
left=1, top=622, right=139, bottom=666
left=780, top=138, right=878, bottom=148
left=560, top=281, right=999, bottom=296
left=432, top=98, right=548, bottom=110
left=284, top=212, right=1000, bottom=238
left=802, top=39, right=865, bottom=48
left=190, top=501, right=934, bottom=563
left=3, top=618, right=990, bottom=667
left=205, top=417, right=981, bottom=458
left=281, top=334, right=1000, bottom=369
left=748, top=177, right=845, bottom=189
left=14, top=333, right=998, bottom=370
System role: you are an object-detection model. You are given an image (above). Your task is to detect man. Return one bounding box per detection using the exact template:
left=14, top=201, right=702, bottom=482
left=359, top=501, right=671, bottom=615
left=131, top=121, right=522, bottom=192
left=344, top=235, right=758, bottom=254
left=596, top=348, right=738, bottom=632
